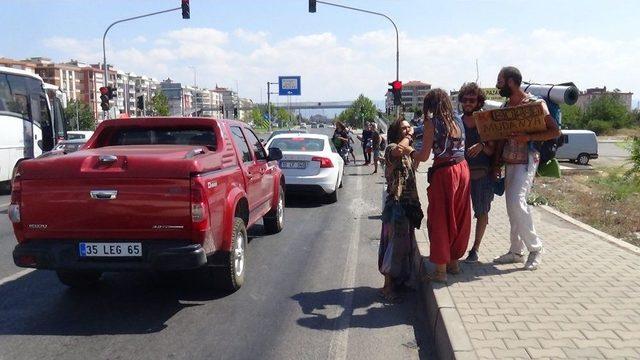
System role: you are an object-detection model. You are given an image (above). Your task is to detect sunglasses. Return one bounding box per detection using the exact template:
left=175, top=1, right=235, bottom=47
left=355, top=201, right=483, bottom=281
left=461, top=97, right=477, bottom=104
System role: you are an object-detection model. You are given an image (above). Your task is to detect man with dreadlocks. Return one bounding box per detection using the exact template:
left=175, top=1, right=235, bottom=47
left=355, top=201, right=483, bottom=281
left=410, top=89, right=471, bottom=283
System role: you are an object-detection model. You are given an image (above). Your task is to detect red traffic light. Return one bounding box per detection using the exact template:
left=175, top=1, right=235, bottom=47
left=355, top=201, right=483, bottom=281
left=99, top=86, right=109, bottom=95
left=390, top=80, right=402, bottom=91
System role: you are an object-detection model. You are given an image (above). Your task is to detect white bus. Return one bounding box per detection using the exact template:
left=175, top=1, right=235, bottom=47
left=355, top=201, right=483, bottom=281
left=0, top=66, right=67, bottom=190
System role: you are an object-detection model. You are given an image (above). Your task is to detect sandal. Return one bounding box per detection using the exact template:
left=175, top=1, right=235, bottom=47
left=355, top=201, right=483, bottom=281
left=378, top=289, right=402, bottom=303
left=424, top=270, right=447, bottom=283
left=447, top=261, right=461, bottom=275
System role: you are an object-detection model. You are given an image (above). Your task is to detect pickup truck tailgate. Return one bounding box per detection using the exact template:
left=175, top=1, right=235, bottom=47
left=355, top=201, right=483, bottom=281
left=20, top=178, right=192, bottom=240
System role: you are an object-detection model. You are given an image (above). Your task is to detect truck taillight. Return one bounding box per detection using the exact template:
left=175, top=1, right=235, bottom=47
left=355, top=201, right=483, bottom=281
left=9, top=173, right=21, bottom=224
left=190, top=179, right=210, bottom=244
left=312, top=156, right=334, bottom=168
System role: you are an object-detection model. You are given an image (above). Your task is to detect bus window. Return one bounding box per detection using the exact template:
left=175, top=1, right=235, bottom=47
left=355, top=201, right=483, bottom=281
left=53, top=98, right=67, bottom=141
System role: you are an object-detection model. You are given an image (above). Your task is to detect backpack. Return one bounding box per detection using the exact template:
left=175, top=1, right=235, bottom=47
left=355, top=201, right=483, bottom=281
left=533, top=101, right=564, bottom=163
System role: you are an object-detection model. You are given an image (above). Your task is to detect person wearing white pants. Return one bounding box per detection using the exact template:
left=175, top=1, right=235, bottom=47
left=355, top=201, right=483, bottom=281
left=505, top=151, right=543, bottom=255
left=490, top=66, right=561, bottom=270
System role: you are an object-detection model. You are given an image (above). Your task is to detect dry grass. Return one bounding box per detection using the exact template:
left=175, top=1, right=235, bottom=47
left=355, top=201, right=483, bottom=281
left=531, top=170, right=640, bottom=247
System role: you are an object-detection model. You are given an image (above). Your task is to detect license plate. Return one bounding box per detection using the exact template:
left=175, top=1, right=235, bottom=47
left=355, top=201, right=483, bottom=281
left=79, top=242, right=142, bottom=257
left=280, top=160, right=307, bottom=169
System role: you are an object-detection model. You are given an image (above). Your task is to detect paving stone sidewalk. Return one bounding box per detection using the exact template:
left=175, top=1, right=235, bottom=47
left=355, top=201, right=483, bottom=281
left=414, top=168, right=640, bottom=359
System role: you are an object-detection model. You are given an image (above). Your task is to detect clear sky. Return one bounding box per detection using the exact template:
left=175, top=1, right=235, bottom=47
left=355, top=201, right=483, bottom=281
left=2, top=0, right=639, bottom=108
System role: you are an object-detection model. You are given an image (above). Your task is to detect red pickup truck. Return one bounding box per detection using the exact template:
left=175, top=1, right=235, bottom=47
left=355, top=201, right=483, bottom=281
left=8, top=117, right=285, bottom=291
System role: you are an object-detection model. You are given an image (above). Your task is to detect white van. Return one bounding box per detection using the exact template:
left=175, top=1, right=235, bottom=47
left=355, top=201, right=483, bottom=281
left=556, top=130, right=598, bottom=165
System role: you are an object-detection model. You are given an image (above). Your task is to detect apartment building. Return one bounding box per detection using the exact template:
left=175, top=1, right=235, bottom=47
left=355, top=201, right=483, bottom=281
left=576, top=86, right=634, bottom=111
left=213, top=86, right=238, bottom=119
left=385, top=80, right=431, bottom=111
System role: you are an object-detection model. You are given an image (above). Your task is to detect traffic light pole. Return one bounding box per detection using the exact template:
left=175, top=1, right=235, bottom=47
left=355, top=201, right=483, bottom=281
left=102, top=7, right=181, bottom=119
left=313, top=1, right=400, bottom=116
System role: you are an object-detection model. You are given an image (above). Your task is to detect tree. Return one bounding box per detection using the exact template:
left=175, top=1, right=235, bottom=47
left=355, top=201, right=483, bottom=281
left=64, top=99, right=96, bottom=131
left=336, top=94, right=378, bottom=128
left=559, top=104, right=584, bottom=129
left=149, top=90, right=170, bottom=116
left=583, top=93, right=631, bottom=133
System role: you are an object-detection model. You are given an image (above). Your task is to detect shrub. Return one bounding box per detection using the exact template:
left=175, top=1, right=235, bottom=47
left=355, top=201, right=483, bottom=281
left=586, top=119, right=613, bottom=135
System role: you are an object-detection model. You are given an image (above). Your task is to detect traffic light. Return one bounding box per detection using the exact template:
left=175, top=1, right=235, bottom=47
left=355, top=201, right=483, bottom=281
left=181, top=0, right=190, bottom=19
left=389, top=80, right=402, bottom=106
left=136, top=95, right=144, bottom=110
left=99, top=86, right=110, bottom=111
left=309, top=0, right=316, bottom=13
left=233, top=107, right=238, bottom=118
left=108, top=86, right=117, bottom=99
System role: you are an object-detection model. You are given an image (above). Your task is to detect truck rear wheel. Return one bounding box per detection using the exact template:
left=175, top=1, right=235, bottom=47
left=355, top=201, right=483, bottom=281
left=56, top=270, right=102, bottom=288
left=217, top=217, right=247, bottom=291
left=264, top=185, right=285, bottom=234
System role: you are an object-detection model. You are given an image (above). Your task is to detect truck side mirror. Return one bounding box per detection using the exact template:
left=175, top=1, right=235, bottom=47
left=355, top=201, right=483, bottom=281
left=268, top=147, right=283, bottom=161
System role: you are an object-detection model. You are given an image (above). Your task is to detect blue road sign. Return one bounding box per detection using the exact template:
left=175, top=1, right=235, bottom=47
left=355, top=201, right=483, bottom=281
left=278, top=76, right=301, bottom=96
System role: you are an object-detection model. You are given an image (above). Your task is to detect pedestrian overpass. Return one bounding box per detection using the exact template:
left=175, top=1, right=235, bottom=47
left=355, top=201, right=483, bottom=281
left=269, top=101, right=353, bottom=110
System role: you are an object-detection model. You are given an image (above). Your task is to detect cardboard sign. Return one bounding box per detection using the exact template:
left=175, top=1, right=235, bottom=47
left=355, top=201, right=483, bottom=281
left=473, top=102, right=547, bottom=141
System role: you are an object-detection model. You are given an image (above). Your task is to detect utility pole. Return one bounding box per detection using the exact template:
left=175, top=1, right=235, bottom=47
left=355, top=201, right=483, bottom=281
left=267, top=81, right=277, bottom=132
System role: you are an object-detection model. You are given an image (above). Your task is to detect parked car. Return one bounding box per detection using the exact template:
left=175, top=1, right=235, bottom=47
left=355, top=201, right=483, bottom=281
left=265, top=133, right=343, bottom=203
left=67, top=130, right=94, bottom=140
left=556, top=130, right=598, bottom=165
left=310, top=123, right=318, bottom=129
left=266, top=129, right=308, bottom=143
left=53, top=139, right=86, bottom=153
left=9, top=117, right=285, bottom=291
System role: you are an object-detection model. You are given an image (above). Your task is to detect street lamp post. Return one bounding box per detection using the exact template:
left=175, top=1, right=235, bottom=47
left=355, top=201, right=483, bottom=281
left=310, top=1, right=399, bottom=82
left=102, top=6, right=184, bottom=119
left=310, top=1, right=400, bottom=116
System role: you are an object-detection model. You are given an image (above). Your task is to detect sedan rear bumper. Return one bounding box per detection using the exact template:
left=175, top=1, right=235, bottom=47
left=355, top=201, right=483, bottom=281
left=13, top=240, right=207, bottom=272
left=284, top=170, right=338, bottom=194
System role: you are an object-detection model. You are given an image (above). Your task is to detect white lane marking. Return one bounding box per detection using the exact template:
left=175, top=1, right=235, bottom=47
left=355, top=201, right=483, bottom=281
left=327, top=168, right=363, bottom=360
left=0, top=268, right=35, bottom=286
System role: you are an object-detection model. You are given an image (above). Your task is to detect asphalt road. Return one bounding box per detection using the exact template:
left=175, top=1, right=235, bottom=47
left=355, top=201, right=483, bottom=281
left=0, top=130, right=433, bottom=360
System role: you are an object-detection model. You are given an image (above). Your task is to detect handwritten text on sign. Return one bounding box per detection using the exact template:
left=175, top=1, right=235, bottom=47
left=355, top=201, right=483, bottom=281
left=473, top=102, right=547, bottom=141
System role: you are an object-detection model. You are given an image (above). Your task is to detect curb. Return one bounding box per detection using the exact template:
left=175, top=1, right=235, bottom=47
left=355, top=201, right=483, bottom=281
left=414, top=229, right=477, bottom=360
left=538, top=204, right=640, bottom=255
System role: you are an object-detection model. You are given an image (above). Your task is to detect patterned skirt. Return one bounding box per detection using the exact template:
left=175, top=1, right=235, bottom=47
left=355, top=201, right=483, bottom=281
left=378, top=201, right=415, bottom=285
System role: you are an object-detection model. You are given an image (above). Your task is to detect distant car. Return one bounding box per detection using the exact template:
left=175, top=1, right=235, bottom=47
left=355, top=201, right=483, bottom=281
left=67, top=130, right=94, bottom=140
left=53, top=139, right=86, bottom=153
left=266, top=129, right=308, bottom=143
left=310, top=123, right=318, bottom=129
left=300, top=123, right=307, bottom=129
left=556, top=130, right=598, bottom=165
left=266, top=133, right=344, bottom=203
left=318, top=124, right=325, bottom=128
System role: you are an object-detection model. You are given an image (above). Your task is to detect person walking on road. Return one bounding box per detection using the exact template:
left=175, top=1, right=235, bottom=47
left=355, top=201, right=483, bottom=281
left=333, top=121, right=355, bottom=164
left=458, top=83, right=496, bottom=263
left=372, top=123, right=383, bottom=174
left=410, top=89, right=471, bottom=283
left=359, top=122, right=374, bottom=165
left=491, top=66, right=561, bottom=270
left=379, top=118, right=422, bottom=302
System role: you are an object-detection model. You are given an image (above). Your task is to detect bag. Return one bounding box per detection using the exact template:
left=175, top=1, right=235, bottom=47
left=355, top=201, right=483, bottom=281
left=469, top=166, right=489, bottom=180
left=534, top=138, right=562, bottom=164
left=537, top=158, right=561, bottom=178
left=380, top=242, right=395, bottom=275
